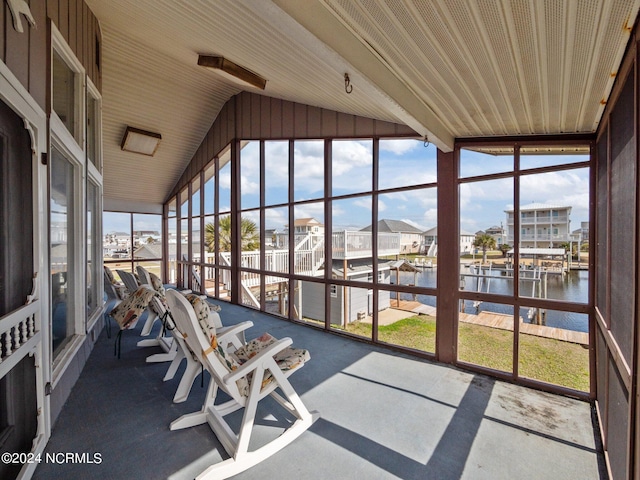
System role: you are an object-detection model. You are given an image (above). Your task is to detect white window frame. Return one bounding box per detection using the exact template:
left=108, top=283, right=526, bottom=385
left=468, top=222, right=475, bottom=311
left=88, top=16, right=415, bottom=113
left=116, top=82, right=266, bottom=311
left=50, top=136, right=86, bottom=380
left=51, top=25, right=85, bottom=151
left=86, top=78, right=102, bottom=172
left=86, top=77, right=103, bottom=330
left=50, top=26, right=88, bottom=383
left=86, top=171, right=103, bottom=331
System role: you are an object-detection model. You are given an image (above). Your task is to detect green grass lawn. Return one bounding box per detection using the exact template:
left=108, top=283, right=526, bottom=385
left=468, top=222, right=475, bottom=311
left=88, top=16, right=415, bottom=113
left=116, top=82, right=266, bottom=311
left=343, top=314, right=589, bottom=392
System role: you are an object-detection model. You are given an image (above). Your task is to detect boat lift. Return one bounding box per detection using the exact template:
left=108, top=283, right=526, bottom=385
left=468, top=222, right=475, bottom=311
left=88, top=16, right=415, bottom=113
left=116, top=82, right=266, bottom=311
left=460, top=262, right=549, bottom=324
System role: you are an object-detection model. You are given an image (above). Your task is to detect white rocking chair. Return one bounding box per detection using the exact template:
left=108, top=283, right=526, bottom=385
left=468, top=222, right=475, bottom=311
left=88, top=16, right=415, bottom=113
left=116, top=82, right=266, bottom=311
left=165, top=289, right=318, bottom=479
left=117, top=269, right=158, bottom=336
left=164, top=297, right=252, bottom=403
left=132, top=266, right=177, bottom=362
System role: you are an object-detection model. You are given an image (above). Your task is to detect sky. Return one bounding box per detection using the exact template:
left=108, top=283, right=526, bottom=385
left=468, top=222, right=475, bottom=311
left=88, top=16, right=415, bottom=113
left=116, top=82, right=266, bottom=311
left=104, top=139, right=590, bottom=237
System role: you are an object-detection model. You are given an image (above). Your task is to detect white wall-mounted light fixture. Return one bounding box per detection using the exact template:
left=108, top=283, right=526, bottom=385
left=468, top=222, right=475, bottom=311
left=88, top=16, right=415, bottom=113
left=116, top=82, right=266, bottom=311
left=197, top=55, right=266, bottom=90
left=120, top=126, right=161, bottom=156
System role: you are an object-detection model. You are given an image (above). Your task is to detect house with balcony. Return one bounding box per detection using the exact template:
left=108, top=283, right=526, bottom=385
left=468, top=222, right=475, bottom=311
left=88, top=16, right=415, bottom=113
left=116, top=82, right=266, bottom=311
left=361, top=219, right=423, bottom=255
left=3, top=2, right=640, bottom=480
left=421, top=226, right=475, bottom=256
left=483, top=225, right=507, bottom=247
left=505, top=203, right=572, bottom=248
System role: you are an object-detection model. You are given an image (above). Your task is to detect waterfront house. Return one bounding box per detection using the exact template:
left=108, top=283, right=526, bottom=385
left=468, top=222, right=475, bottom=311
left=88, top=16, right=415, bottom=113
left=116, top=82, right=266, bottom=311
left=483, top=224, right=507, bottom=247
left=422, top=226, right=475, bottom=256
left=505, top=202, right=572, bottom=248
left=361, top=219, right=423, bottom=254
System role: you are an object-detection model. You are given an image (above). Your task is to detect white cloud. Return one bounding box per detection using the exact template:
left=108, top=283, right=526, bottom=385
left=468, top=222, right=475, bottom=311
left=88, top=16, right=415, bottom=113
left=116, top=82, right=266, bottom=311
left=380, top=139, right=420, bottom=155
left=294, top=202, right=324, bottom=221
left=264, top=208, right=288, bottom=230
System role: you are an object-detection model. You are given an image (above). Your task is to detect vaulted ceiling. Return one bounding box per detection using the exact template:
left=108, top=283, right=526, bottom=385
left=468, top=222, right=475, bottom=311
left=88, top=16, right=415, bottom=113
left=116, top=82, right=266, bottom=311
left=85, top=0, right=639, bottom=211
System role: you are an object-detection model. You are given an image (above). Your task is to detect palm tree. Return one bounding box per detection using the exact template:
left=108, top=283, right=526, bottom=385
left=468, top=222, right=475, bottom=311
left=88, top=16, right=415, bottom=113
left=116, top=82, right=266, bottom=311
left=205, top=215, right=259, bottom=252
left=474, top=233, right=497, bottom=264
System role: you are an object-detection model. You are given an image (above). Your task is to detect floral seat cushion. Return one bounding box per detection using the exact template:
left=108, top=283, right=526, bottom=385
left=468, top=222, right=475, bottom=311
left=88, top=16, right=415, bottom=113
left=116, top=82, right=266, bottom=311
left=109, top=285, right=156, bottom=330
left=183, top=295, right=309, bottom=396
left=233, top=333, right=310, bottom=391
left=184, top=293, right=216, bottom=343
left=183, top=294, right=250, bottom=395
left=233, top=333, right=310, bottom=371
left=149, top=272, right=166, bottom=298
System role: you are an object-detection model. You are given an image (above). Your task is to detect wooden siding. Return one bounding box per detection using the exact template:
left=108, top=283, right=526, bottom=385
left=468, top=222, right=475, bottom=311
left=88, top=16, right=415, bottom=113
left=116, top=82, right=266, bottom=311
left=168, top=91, right=417, bottom=200
left=593, top=19, right=640, bottom=480
left=0, top=0, right=100, bottom=110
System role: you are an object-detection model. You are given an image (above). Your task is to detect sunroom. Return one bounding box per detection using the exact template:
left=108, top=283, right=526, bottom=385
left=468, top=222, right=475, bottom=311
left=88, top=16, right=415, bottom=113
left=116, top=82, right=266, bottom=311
left=1, top=1, right=639, bottom=479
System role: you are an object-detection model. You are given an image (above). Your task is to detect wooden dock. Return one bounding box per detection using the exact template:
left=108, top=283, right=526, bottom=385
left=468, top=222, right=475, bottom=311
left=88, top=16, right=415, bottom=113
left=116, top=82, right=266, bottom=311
left=459, top=312, right=588, bottom=345
left=390, top=299, right=588, bottom=345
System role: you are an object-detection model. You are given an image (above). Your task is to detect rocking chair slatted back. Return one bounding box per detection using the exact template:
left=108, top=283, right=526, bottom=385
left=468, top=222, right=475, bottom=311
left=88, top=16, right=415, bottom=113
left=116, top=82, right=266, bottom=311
left=166, top=290, right=245, bottom=401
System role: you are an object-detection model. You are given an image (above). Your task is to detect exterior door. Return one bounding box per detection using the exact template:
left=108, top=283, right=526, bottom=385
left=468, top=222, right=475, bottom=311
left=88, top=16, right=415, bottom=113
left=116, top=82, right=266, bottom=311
left=0, top=99, right=37, bottom=480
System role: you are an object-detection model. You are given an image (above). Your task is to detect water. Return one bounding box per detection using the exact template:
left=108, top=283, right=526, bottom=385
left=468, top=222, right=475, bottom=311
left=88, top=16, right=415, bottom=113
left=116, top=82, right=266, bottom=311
left=396, top=268, right=589, bottom=333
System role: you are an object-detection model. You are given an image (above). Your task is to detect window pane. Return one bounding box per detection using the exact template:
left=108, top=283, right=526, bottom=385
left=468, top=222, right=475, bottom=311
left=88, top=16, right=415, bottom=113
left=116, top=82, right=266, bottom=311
left=133, top=214, right=162, bottom=261
left=518, top=307, right=589, bottom=391
left=240, top=212, right=260, bottom=257
left=218, top=215, right=232, bottom=266
left=378, top=188, right=438, bottom=262
left=52, top=51, right=77, bottom=141
left=459, top=147, right=513, bottom=178
left=331, top=285, right=372, bottom=339
left=192, top=215, right=202, bottom=265
left=264, top=276, right=290, bottom=318
left=219, top=157, right=232, bottom=214
left=191, top=178, right=201, bottom=217
left=168, top=197, right=177, bottom=217
left=458, top=303, right=514, bottom=373
left=86, top=179, right=99, bottom=319
left=86, top=93, right=99, bottom=168
left=294, top=140, right=324, bottom=201
left=180, top=187, right=189, bottom=218
left=332, top=139, right=372, bottom=196
left=518, top=168, right=589, bottom=303
left=241, top=141, right=260, bottom=210
left=180, top=218, right=188, bottom=262
left=293, top=203, right=324, bottom=277
left=265, top=141, right=288, bottom=206
left=103, top=212, right=131, bottom=260
left=240, top=267, right=261, bottom=310
left=204, top=164, right=215, bottom=215
left=520, top=145, right=589, bottom=170
left=51, top=147, right=76, bottom=356
left=332, top=197, right=372, bottom=284
left=298, top=280, right=326, bottom=326
left=219, top=267, right=232, bottom=302
left=167, top=217, right=177, bottom=284
left=203, top=266, right=217, bottom=297
left=460, top=177, right=513, bottom=296
left=380, top=291, right=436, bottom=354
left=203, top=215, right=216, bottom=264
left=264, top=207, right=289, bottom=274
left=379, top=139, right=436, bottom=190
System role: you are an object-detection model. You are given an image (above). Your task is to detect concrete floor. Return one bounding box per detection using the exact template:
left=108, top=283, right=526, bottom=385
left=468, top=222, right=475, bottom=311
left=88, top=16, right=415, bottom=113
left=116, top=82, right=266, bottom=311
left=34, top=301, right=606, bottom=480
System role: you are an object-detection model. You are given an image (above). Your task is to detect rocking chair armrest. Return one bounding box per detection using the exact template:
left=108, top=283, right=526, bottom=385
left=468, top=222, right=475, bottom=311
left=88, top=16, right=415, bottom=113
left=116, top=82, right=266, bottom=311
left=217, top=321, right=254, bottom=341
left=223, top=337, right=293, bottom=384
